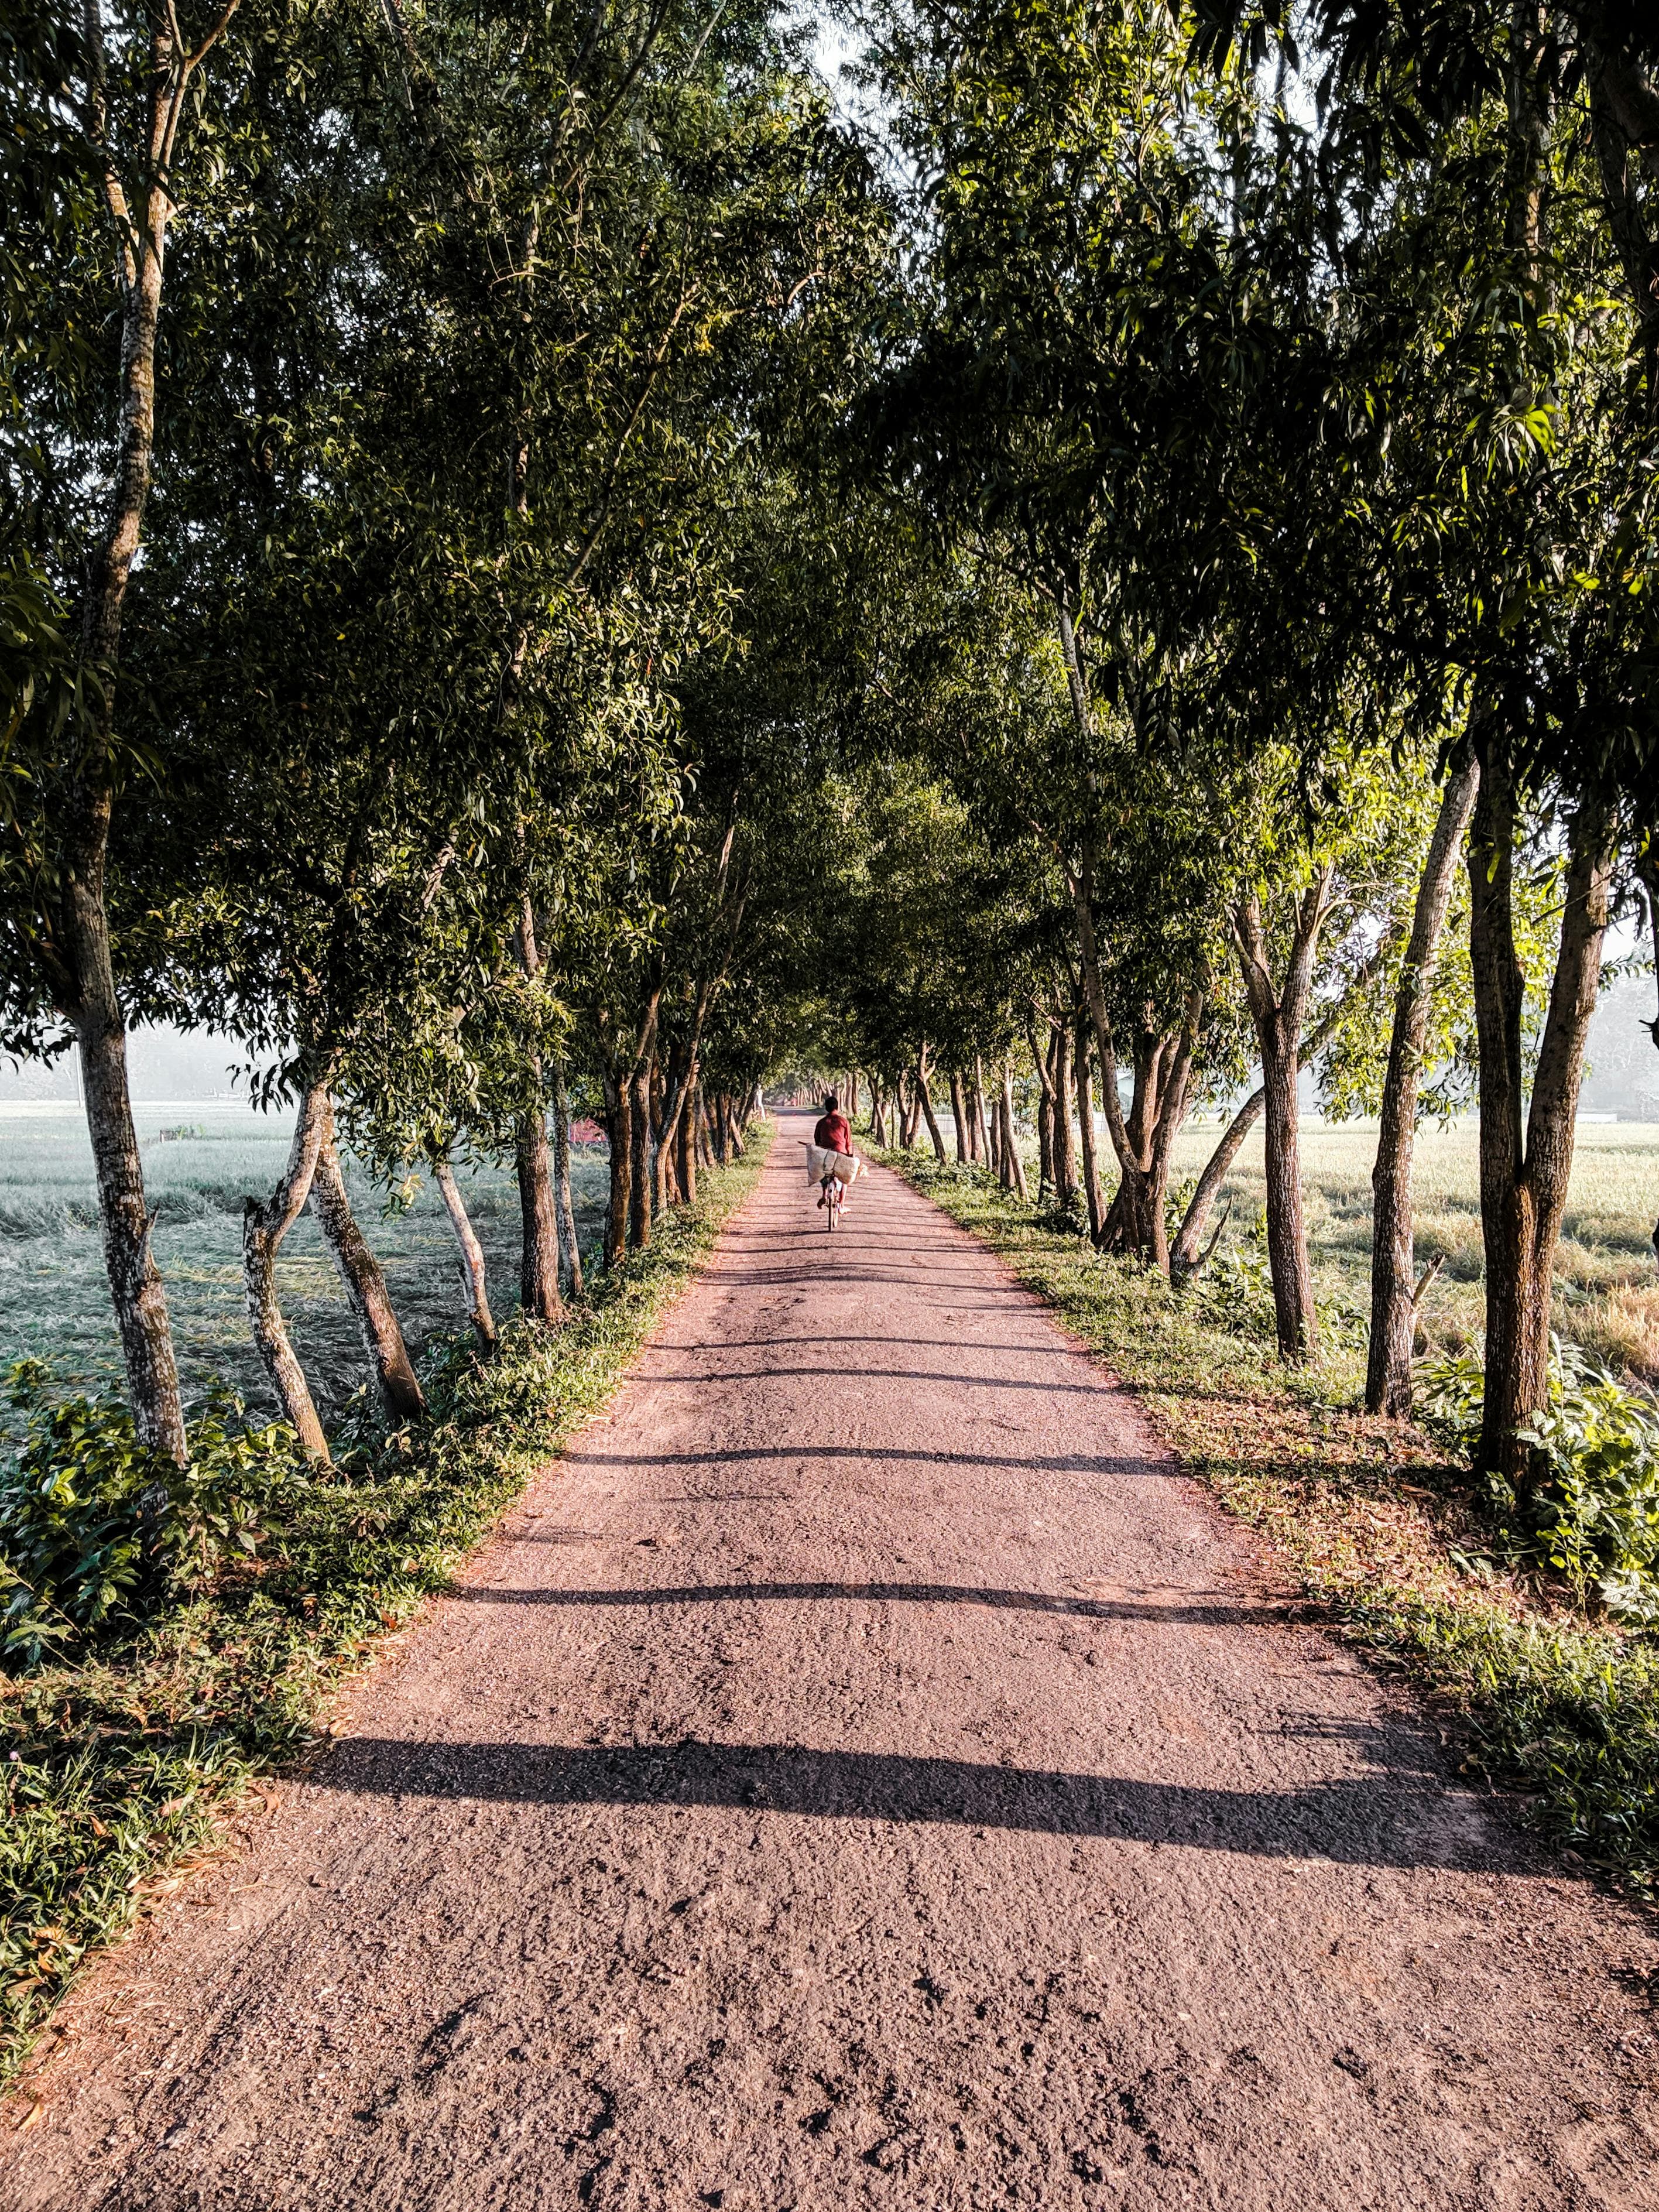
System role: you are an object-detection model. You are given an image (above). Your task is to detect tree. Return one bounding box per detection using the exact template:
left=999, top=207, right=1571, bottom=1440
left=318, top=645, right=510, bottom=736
left=2, top=0, right=278, bottom=1459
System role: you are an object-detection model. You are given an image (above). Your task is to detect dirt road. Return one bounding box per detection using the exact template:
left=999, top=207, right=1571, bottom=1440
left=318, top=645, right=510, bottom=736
left=7, top=1114, right=1658, bottom=2210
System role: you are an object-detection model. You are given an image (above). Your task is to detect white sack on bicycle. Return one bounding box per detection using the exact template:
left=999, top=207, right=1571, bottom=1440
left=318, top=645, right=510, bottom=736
left=804, top=1143, right=859, bottom=1186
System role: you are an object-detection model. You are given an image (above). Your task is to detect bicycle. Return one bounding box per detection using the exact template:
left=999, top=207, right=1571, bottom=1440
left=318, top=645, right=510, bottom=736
left=820, top=1171, right=845, bottom=1231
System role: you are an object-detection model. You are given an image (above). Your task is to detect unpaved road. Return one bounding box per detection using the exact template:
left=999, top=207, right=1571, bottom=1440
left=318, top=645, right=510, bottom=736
left=7, top=1114, right=1659, bottom=2211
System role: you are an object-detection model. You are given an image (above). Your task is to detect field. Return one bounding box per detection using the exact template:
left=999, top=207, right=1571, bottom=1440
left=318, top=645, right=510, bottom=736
left=0, top=1102, right=611, bottom=1432
left=4, top=1107, right=1656, bottom=1436
left=1168, top=1115, right=1659, bottom=1379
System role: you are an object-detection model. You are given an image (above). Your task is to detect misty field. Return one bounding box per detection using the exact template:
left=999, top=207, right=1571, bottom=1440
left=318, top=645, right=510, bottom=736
left=1170, top=1117, right=1659, bottom=1377
left=0, top=1102, right=610, bottom=1433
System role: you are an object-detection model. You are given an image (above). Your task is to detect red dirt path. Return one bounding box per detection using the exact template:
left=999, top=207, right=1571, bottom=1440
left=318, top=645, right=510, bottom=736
left=5, top=1112, right=1658, bottom=2210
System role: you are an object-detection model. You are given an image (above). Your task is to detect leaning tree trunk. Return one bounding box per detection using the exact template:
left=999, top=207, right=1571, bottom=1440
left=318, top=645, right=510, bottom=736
left=242, top=1081, right=332, bottom=1463
left=1468, top=755, right=1613, bottom=1484
left=1074, top=1015, right=1106, bottom=1242
left=1366, top=743, right=1480, bottom=1416
left=551, top=1065, right=584, bottom=1299
left=1171, top=1091, right=1263, bottom=1274
left=434, top=1153, right=496, bottom=1351
left=311, top=1115, right=426, bottom=1426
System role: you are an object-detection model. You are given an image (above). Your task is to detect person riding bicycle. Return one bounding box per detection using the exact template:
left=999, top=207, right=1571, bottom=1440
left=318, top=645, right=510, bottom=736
left=813, top=1092, right=855, bottom=1210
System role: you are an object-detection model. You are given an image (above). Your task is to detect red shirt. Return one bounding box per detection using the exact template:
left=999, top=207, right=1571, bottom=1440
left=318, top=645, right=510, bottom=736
left=813, top=1112, right=852, bottom=1155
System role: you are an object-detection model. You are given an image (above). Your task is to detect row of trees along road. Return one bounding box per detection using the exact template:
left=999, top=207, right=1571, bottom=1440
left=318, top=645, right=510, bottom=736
left=2, top=0, right=1657, bottom=1508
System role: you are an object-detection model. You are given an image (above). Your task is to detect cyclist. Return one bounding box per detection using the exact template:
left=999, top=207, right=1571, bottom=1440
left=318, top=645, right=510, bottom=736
left=813, top=1091, right=855, bottom=1211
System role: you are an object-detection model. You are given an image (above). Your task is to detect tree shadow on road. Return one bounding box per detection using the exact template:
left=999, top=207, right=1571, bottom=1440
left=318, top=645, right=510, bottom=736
left=318, top=1734, right=1491, bottom=1871
left=441, top=1578, right=1294, bottom=1628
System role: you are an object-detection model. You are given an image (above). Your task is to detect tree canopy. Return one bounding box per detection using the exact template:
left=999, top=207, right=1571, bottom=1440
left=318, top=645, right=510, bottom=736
left=5, top=0, right=1658, bottom=1491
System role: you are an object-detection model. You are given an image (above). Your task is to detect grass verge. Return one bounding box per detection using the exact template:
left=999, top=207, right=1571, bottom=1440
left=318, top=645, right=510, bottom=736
left=876, top=1142, right=1659, bottom=1902
left=0, top=1134, right=769, bottom=2093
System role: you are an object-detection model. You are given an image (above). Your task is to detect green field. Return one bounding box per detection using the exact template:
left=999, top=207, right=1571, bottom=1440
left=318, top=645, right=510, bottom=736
left=1169, top=1116, right=1659, bottom=1378
left=0, top=1102, right=610, bottom=1429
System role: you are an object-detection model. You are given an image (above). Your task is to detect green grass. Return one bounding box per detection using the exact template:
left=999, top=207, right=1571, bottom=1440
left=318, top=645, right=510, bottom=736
left=0, top=1132, right=769, bottom=2093
left=876, top=1139, right=1659, bottom=1903
left=0, top=1101, right=613, bottom=1435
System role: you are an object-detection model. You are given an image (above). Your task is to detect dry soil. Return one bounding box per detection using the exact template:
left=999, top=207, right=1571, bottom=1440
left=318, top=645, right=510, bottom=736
left=5, top=1112, right=1659, bottom=2210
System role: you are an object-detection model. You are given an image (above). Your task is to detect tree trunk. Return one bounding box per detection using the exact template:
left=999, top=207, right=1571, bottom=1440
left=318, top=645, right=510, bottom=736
left=1144, top=1010, right=1198, bottom=1276
left=949, top=1069, right=971, bottom=1164
left=1366, top=744, right=1480, bottom=1415
left=678, top=1081, right=698, bottom=1206
left=651, top=1050, right=676, bottom=1219
left=1171, top=1093, right=1262, bottom=1275
left=1000, top=1067, right=1029, bottom=1199
left=551, top=1064, right=584, bottom=1299
left=512, top=899, right=562, bottom=1319
left=1260, top=1035, right=1317, bottom=1361
left=58, top=14, right=231, bottom=1465
left=242, top=1081, right=331, bottom=1463
left=627, top=1066, right=653, bottom=1248
left=602, top=1070, right=630, bottom=1266
left=695, top=1094, right=714, bottom=1172
left=434, top=1155, right=496, bottom=1351
left=1028, top=1020, right=1057, bottom=1199
left=870, top=1088, right=887, bottom=1147
left=916, top=1049, right=948, bottom=1162
left=1052, top=1027, right=1077, bottom=1205
left=515, top=1107, right=564, bottom=1321
left=1231, top=884, right=1329, bottom=1361
left=311, top=1118, right=426, bottom=1425
left=1074, top=1014, right=1106, bottom=1241
left=71, top=892, right=187, bottom=1461
left=1468, top=754, right=1613, bottom=1484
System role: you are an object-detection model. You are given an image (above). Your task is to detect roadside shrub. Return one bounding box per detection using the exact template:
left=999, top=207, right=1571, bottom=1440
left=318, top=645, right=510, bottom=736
left=0, top=1362, right=299, bottom=1668
left=1417, top=1341, right=1659, bottom=1622
left=1191, top=1241, right=1278, bottom=1338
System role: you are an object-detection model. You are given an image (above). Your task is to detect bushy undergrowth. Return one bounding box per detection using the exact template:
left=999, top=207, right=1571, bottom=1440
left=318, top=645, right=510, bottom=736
left=878, top=1141, right=1659, bottom=1898
left=0, top=1138, right=767, bottom=2087
left=1, top=1366, right=300, bottom=1667
left=1419, top=1343, right=1659, bottom=1624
